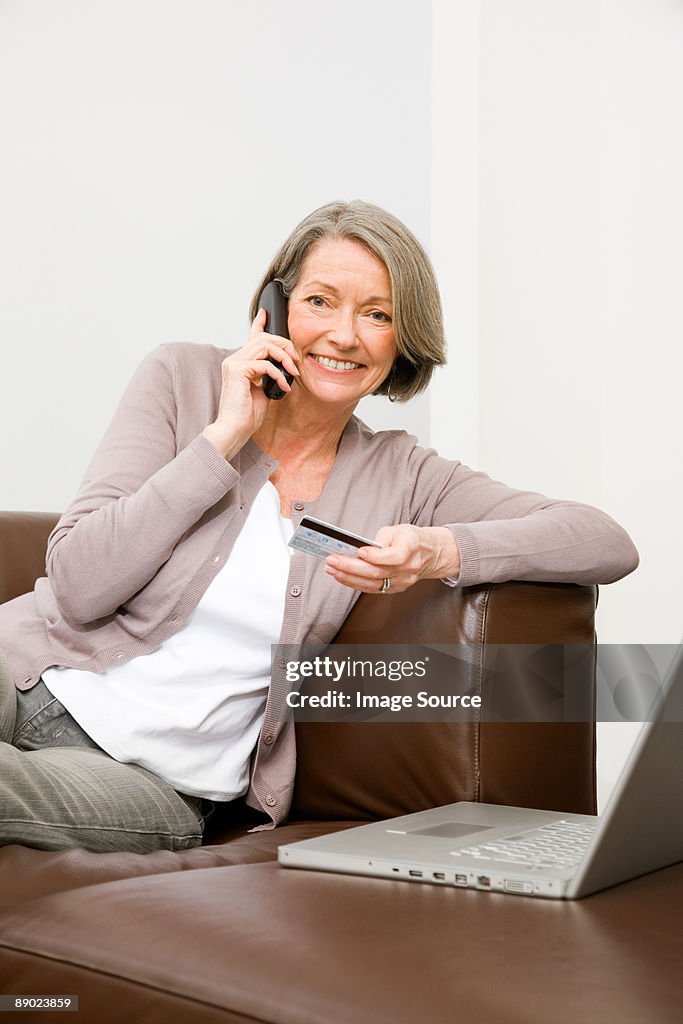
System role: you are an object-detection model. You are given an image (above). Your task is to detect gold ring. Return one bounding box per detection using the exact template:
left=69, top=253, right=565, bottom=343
left=380, top=577, right=391, bottom=595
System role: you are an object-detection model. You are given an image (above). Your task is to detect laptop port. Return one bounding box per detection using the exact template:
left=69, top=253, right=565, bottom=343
left=409, top=869, right=423, bottom=877
left=504, top=879, right=534, bottom=895
left=433, top=872, right=446, bottom=881
left=477, top=875, right=491, bottom=889
left=455, top=874, right=468, bottom=886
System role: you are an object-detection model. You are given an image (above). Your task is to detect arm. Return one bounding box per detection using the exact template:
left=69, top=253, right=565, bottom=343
left=325, top=455, right=639, bottom=593
left=425, top=461, right=640, bottom=587
left=47, top=319, right=300, bottom=625
left=46, top=345, right=240, bottom=624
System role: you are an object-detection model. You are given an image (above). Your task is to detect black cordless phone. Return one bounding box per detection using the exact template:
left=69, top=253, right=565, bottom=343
left=257, top=280, right=294, bottom=401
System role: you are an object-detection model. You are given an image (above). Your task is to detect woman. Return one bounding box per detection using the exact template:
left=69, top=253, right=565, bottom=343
left=0, top=201, right=639, bottom=853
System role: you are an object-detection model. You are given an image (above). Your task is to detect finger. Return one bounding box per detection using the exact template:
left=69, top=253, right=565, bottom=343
left=242, top=359, right=293, bottom=391
left=261, top=332, right=301, bottom=364
left=246, top=342, right=296, bottom=378
left=259, top=340, right=300, bottom=377
left=325, top=562, right=408, bottom=594
left=242, top=336, right=300, bottom=377
left=251, top=308, right=268, bottom=333
left=237, top=342, right=300, bottom=380
left=356, top=546, right=409, bottom=570
left=325, top=561, right=389, bottom=593
left=325, top=565, right=383, bottom=593
left=249, top=312, right=300, bottom=361
left=327, top=552, right=387, bottom=577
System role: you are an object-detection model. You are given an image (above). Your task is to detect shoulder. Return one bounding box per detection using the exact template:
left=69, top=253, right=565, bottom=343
left=114, top=344, right=230, bottom=440
left=348, top=415, right=417, bottom=455
left=352, top=413, right=458, bottom=462
left=345, top=416, right=462, bottom=490
left=128, top=343, right=229, bottom=404
left=346, top=416, right=416, bottom=467
left=142, top=342, right=228, bottom=378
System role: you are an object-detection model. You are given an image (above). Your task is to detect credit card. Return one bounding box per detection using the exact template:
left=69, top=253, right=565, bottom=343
left=288, top=515, right=381, bottom=560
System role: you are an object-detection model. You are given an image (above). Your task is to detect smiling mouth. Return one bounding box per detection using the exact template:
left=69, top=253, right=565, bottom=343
left=309, top=354, right=364, bottom=371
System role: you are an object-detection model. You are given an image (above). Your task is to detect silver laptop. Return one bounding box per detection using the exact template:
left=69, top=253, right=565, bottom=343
left=279, top=645, right=682, bottom=899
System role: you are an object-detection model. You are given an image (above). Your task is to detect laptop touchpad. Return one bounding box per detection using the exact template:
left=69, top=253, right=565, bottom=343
left=409, top=822, right=494, bottom=839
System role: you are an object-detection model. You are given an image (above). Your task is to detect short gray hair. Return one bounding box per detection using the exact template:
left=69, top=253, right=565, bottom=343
left=249, top=200, right=446, bottom=401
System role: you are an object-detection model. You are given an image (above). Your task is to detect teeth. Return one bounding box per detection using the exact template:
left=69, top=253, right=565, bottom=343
left=311, top=355, right=362, bottom=370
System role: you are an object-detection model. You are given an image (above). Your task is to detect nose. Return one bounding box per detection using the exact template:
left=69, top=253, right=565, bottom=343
left=327, top=308, right=357, bottom=350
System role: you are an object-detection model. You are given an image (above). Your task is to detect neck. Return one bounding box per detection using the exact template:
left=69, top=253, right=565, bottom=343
left=253, top=391, right=356, bottom=466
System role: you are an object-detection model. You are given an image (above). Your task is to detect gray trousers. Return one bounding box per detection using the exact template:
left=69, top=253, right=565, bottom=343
left=0, top=646, right=208, bottom=853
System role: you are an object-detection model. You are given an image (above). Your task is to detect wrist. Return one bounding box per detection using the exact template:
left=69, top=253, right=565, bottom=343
left=422, top=526, right=461, bottom=581
left=202, top=424, right=244, bottom=461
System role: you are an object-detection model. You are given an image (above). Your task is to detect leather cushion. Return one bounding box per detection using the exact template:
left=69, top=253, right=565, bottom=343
left=0, top=860, right=680, bottom=1024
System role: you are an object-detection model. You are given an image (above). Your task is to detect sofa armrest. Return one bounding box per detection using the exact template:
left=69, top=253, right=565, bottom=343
left=291, top=579, right=597, bottom=821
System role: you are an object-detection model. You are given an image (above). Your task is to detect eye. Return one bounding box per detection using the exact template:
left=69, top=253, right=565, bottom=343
left=370, top=310, right=392, bottom=323
left=307, top=295, right=327, bottom=308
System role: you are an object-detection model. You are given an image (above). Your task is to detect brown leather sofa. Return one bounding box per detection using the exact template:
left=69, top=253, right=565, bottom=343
left=7, top=508, right=660, bottom=1024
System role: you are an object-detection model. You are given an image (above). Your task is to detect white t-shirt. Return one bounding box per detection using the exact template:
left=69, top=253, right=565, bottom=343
left=42, top=481, right=293, bottom=799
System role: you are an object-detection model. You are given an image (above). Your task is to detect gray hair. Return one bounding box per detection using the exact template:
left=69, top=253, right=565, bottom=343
left=249, top=200, right=446, bottom=401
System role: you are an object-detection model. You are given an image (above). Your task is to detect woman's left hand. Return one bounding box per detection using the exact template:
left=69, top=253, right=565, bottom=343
left=324, top=524, right=461, bottom=594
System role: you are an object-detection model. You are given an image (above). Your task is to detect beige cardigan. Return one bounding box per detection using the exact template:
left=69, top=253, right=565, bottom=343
left=0, top=343, right=639, bottom=826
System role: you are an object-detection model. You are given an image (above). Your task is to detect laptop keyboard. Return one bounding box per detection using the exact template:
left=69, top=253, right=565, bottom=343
left=451, top=820, right=598, bottom=870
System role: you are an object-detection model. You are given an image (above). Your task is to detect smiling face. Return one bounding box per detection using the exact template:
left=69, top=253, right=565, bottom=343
left=286, top=237, right=397, bottom=413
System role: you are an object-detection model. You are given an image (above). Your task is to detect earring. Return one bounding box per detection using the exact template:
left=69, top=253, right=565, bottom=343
left=386, top=364, right=397, bottom=403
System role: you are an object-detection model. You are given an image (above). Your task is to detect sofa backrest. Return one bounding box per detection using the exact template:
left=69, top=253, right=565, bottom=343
left=0, top=512, right=59, bottom=605
left=291, top=579, right=597, bottom=819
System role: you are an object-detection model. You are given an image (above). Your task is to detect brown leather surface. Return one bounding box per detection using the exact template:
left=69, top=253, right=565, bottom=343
left=292, top=580, right=597, bottom=820
left=1, top=860, right=680, bottom=1024
left=478, top=581, right=597, bottom=813
left=292, top=721, right=479, bottom=821
left=0, top=511, right=59, bottom=606
left=0, top=821, right=355, bottom=914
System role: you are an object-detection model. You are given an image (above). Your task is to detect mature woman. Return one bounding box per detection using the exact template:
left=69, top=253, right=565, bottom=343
left=0, top=201, right=639, bottom=853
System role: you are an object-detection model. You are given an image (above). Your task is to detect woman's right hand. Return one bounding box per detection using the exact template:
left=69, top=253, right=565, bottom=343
left=202, top=309, right=300, bottom=458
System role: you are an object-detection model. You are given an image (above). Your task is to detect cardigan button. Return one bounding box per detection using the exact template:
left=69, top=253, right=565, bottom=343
left=290, top=586, right=302, bottom=597
left=265, top=794, right=277, bottom=807
left=263, top=734, right=274, bottom=745
left=294, top=502, right=305, bottom=512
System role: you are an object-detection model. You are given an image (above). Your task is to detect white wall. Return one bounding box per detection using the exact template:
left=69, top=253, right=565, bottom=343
left=432, top=0, right=683, bottom=645
left=0, top=0, right=431, bottom=511
left=430, top=0, right=480, bottom=471
left=431, top=0, right=683, bottom=808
